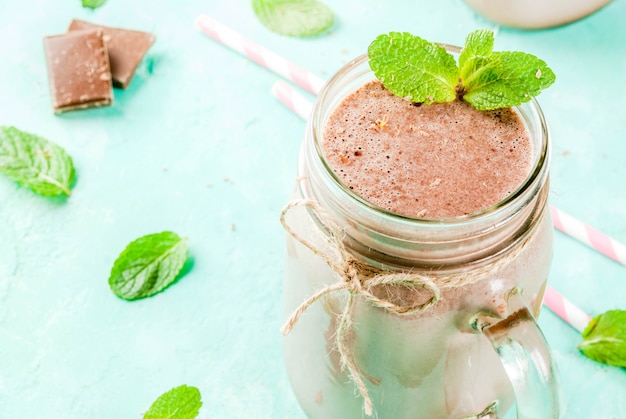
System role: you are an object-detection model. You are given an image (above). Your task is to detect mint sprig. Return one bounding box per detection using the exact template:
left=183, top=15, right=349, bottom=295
left=108, top=231, right=189, bottom=300
left=252, top=0, right=334, bottom=37
left=144, top=384, right=202, bottom=419
left=579, top=310, right=626, bottom=368
left=0, top=126, right=75, bottom=197
left=368, top=29, right=555, bottom=110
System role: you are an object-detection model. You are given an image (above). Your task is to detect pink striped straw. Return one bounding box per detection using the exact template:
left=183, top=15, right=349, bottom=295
left=271, top=80, right=314, bottom=120
left=271, top=81, right=594, bottom=333
left=551, top=205, right=626, bottom=267
left=195, top=15, right=325, bottom=95
left=543, top=286, right=592, bottom=333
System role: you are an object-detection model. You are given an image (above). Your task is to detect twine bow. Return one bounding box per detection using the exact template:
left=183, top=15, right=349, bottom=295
left=280, top=200, right=441, bottom=416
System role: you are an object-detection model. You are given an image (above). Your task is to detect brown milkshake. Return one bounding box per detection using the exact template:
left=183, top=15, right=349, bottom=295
left=282, top=52, right=555, bottom=419
left=322, top=80, right=532, bottom=218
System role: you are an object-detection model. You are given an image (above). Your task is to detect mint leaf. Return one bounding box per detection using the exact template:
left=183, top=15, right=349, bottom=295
left=81, top=0, right=106, bottom=9
left=108, top=231, right=189, bottom=300
left=368, top=32, right=458, bottom=104
left=0, top=126, right=75, bottom=196
left=457, top=30, right=499, bottom=102
left=579, top=310, right=626, bottom=368
left=252, top=0, right=334, bottom=37
left=144, top=385, right=202, bottom=419
left=367, top=29, right=556, bottom=110
left=455, top=29, right=555, bottom=109
left=458, top=29, right=494, bottom=71
left=462, top=51, right=556, bottom=110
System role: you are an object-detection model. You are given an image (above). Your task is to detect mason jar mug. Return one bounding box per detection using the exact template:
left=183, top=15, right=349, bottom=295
left=281, top=50, right=559, bottom=419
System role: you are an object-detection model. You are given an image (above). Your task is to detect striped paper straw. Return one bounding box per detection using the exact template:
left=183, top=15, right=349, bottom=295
left=271, top=80, right=314, bottom=120
left=271, top=80, right=313, bottom=119
left=543, top=285, right=592, bottom=333
left=195, top=15, right=325, bottom=95
left=271, top=81, right=592, bottom=333
left=551, top=206, right=626, bottom=267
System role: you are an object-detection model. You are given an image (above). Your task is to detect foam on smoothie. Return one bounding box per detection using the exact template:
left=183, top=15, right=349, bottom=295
left=322, top=80, right=532, bottom=218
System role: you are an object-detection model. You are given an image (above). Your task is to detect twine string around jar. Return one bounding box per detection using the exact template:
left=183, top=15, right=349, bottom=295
left=280, top=199, right=534, bottom=416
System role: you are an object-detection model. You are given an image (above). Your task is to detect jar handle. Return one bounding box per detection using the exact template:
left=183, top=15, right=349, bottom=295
left=479, top=292, right=560, bottom=418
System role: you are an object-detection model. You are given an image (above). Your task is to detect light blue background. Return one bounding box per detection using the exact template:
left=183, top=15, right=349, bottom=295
left=0, top=0, right=624, bottom=418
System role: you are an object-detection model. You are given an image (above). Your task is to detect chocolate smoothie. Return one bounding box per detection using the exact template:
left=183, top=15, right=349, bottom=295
left=322, top=80, right=532, bottom=218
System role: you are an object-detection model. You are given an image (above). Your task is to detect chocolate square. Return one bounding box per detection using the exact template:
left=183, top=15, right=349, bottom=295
left=69, top=20, right=155, bottom=88
left=44, top=29, right=113, bottom=113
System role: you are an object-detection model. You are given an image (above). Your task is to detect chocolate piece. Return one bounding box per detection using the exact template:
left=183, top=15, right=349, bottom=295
left=69, top=20, right=155, bottom=88
left=44, top=29, right=113, bottom=113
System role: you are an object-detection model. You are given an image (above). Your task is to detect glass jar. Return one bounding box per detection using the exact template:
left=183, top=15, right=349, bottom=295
left=282, top=50, right=559, bottom=419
